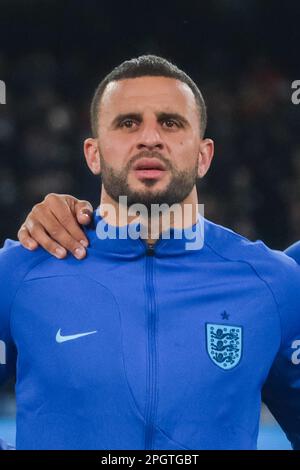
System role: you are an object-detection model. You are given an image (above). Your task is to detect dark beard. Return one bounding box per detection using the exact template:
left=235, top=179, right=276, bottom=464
left=99, top=151, right=198, bottom=211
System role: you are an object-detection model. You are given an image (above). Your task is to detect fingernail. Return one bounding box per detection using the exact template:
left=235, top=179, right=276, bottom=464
left=80, top=209, right=91, bottom=218
left=75, top=247, right=86, bottom=259
left=55, top=247, right=66, bottom=258
left=80, top=240, right=88, bottom=248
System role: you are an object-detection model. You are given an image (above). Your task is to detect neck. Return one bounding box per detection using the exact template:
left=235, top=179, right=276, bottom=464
left=98, top=186, right=200, bottom=245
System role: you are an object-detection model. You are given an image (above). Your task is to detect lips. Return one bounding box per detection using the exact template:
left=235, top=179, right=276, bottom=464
left=133, top=158, right=166, bottom=171
left=133, top=158, right=167, bottom=180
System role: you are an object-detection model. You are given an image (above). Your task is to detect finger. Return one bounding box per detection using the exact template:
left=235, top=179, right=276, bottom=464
left=48, top=198, right=90, bottom=247
left=18, top=226, right=39, bottom=250
left=26, top=221, right=68, bottom=259
left=75, top=200, right=93, bottom=226
left=28, top=209, right=87, bottom=260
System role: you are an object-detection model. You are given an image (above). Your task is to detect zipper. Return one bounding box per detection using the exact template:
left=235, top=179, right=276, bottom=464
left=144, top=242, right=158, bottom=449
left=146, top=243, right=155, bottom=256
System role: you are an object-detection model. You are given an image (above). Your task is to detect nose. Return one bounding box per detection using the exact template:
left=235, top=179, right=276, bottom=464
left=135, top=120, right=164, bottom=151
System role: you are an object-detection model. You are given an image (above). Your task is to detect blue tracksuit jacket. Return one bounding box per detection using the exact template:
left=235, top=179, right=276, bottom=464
left=1, top=212, right=300, bottom=450
left=285, top=241, right=300, bottom=264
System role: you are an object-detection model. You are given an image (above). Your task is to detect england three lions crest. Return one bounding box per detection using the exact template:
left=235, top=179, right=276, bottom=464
left=206, top=323, right=242, bottom=370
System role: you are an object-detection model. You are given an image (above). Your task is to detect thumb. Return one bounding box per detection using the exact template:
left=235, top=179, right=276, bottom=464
left=75, top=200, right=94, bottom=225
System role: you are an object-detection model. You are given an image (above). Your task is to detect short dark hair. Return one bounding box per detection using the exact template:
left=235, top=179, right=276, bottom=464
left=90, top=55, right=207, bottom=138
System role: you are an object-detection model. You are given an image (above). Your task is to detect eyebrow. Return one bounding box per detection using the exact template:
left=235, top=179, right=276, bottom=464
left=110, top=111, right=190, bottom=128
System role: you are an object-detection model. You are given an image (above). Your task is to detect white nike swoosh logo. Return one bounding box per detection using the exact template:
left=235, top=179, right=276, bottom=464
left=56, top=328, right=98, bottom=343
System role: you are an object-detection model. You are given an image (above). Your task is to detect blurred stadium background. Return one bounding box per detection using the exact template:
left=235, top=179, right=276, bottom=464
left=0, top=0, right=299, bottom=449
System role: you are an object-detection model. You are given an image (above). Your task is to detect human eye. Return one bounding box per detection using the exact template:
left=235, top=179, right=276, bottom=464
left=161, top=118, right=182, bottom=129
left=119, top=119, right=138, bottom=129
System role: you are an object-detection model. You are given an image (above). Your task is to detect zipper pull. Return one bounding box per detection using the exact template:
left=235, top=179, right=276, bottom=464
left=146, top=243, right=155, bottom=256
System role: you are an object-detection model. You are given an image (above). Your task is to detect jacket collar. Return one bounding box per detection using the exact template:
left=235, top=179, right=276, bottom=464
left=85, top=209, right=205, bottom=258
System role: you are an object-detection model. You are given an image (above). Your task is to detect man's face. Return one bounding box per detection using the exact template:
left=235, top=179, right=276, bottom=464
left=92, top=76, right=204, bottom=208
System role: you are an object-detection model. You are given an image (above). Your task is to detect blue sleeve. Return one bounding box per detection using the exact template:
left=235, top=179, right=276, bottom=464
left=262, top=259, right=300, bottom=449
left=0, top=240, right=18, bottom=385
left=0, top=240, right=49, bottom=386
left=285, top=241, right=300, bottom=265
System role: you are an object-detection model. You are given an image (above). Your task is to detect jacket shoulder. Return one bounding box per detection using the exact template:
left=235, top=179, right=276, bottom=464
left=204, top=220, right=300, bottom=343
left=285, top=241, right=300, bottom=264
left=0, top=240, right=51, bottom=315
left=204, top=219, right=297, bottom=270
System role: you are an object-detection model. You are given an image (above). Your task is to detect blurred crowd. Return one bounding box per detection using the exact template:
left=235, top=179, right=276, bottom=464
left=1, top=51, right=299, bottom=249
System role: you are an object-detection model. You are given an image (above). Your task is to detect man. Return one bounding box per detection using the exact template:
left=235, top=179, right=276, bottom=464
left=1, top=55, right=300, bottom=450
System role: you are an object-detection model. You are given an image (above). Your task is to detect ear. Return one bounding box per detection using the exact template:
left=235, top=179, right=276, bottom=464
left=197, top=138, right=214, bottom=178
left=84, top=138, right=101, bottom=175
